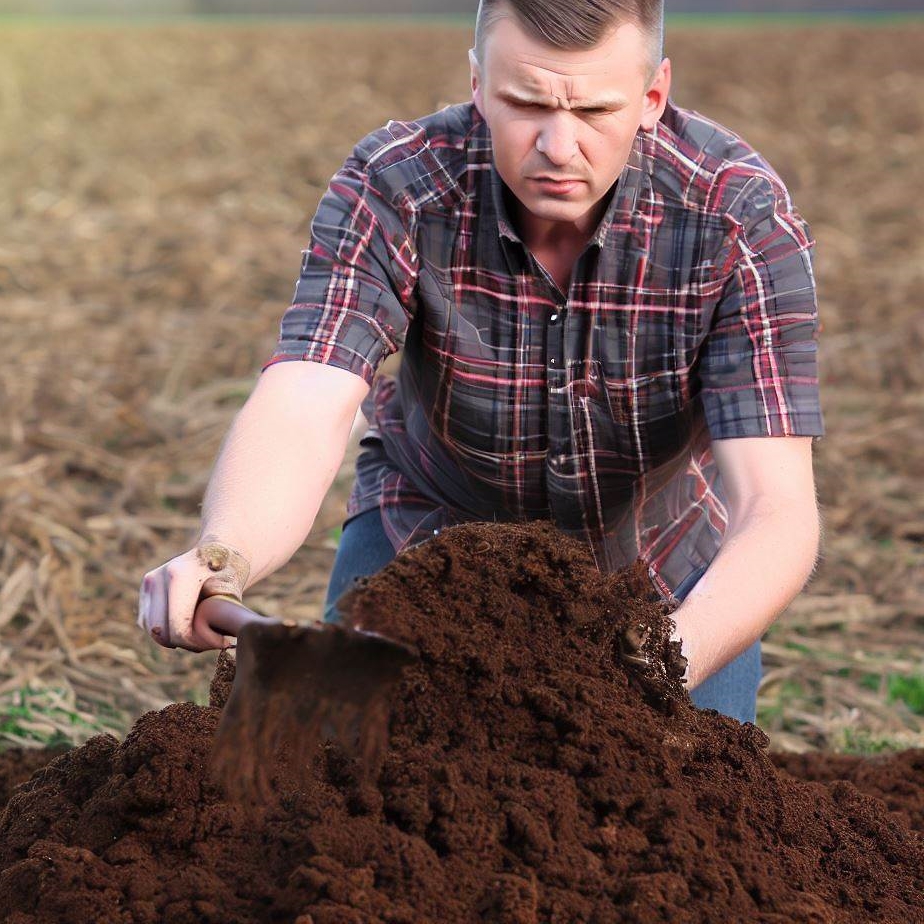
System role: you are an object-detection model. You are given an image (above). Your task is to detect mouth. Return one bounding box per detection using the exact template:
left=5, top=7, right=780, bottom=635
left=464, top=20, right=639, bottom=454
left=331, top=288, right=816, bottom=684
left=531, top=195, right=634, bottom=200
left=529, top=177, right=583, bottom=195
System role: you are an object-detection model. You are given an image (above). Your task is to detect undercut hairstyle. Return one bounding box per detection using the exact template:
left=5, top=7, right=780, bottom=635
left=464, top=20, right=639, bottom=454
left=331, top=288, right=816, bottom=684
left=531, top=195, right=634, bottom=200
left=474, top=0, right=664, bottom=81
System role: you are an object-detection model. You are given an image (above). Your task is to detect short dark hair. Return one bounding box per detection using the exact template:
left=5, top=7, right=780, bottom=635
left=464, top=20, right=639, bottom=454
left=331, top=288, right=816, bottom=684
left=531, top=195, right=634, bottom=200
left=474, top=0, right=664, bottom=80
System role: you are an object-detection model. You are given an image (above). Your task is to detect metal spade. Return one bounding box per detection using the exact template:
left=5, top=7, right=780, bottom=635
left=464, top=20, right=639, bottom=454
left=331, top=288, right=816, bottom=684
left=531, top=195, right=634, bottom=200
left=198, top=593, right=418, bottom=801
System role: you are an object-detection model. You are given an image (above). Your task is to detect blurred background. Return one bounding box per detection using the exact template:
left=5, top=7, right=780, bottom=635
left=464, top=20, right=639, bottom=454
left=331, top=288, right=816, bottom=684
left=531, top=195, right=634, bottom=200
left=0, top=2, right=922, bottom=757
left=0, top=0, right=922, bottom=13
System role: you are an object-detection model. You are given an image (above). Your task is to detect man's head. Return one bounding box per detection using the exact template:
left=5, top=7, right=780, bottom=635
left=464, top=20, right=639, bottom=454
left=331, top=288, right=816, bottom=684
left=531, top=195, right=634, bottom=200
left=470, top=0, right=670, bottom=239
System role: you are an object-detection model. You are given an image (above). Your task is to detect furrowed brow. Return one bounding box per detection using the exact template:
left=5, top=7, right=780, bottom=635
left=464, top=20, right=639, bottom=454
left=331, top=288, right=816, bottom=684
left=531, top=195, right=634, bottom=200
left=570, top=94, right=629, bottom=110
left=498, top=88, right=554, bottom=106
left=498, top=88, right=628, bottom=111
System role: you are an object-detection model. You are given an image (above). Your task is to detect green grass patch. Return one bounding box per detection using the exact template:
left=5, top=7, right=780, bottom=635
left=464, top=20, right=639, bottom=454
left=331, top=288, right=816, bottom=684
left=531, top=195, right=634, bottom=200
left=0, top=686, right=125, bottom=748
left=832, top=667, right=884, bottom=692
left=757, top=678, right=809, bottom=726
left=837, top=728, right=912, bottom=756
left=886, top=673, right=924, bottom=715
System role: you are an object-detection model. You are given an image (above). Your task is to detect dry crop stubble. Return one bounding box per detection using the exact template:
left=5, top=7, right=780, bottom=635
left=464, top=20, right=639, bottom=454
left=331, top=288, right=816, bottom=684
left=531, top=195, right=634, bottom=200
left=0, top=19, right=921, bottom=751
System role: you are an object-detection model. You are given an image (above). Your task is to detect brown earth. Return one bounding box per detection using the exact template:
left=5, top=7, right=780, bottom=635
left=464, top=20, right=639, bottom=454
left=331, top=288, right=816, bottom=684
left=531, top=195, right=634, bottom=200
left=2, top=522, right=924, bottom=923
left=772, top=749, right=924, bottom=836
left=0, top=749, right=67, bottom=811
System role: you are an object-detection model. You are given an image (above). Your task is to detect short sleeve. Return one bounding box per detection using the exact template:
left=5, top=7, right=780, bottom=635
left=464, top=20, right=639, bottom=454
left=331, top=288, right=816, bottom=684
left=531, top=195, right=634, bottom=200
left=698, top=174, right=824, bottom=439
left=262, top=154, right=419, bottom=387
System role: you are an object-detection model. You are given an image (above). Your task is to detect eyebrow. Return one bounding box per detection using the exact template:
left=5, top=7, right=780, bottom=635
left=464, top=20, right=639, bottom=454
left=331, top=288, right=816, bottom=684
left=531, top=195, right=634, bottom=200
left=498, top=88, right=629, bottom=111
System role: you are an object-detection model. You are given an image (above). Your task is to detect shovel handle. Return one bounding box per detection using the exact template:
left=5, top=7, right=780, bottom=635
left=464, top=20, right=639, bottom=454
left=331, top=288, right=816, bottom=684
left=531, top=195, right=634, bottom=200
left=195, top=593, right=283, bottom=638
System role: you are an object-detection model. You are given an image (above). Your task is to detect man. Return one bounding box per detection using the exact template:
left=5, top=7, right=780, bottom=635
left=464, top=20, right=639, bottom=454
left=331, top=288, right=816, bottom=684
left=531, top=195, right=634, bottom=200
left=138, top=0, right=823, bottom=725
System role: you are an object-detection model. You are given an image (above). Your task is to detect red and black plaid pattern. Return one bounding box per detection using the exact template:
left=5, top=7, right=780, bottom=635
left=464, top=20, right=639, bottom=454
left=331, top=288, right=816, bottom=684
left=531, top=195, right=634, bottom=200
left=264, top=101, right=823, bottom=599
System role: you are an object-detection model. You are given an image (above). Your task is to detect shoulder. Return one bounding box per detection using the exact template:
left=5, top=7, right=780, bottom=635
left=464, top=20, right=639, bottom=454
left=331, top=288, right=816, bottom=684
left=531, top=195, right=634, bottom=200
left=345, top=102, right=477, bottom=211
left=650, top=100, right=799, bottom=227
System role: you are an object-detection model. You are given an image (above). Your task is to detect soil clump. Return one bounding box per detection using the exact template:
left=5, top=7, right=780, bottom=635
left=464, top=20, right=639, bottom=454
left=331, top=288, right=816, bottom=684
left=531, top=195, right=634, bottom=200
left=2, top=522, right=924, bottom=923
left=773, top=749, right=924, bottom=836
left=0, top=749, right=67, bottom=810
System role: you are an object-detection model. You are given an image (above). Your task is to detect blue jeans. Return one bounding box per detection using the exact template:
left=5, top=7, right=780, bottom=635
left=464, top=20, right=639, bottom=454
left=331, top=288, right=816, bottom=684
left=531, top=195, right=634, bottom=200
left=323, top=508, right=761, bottom=724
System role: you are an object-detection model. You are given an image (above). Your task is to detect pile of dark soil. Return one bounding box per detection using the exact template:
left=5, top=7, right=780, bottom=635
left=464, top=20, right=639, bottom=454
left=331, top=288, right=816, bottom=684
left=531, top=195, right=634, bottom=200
left=773, top=750, right=924, bottom=836
left=0, top=749, right=67, bottom=810
left=2, top=522, right=924, bottom=923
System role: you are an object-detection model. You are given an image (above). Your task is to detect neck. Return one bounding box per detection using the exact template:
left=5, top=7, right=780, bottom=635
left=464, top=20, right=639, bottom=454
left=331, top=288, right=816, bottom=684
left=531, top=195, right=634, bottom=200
left=509, top=189, right=611, bottom=254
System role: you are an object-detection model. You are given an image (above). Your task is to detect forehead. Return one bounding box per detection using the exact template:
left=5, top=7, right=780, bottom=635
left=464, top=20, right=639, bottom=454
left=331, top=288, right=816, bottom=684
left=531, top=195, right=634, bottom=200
left=480, top=13, right=649, bottom=87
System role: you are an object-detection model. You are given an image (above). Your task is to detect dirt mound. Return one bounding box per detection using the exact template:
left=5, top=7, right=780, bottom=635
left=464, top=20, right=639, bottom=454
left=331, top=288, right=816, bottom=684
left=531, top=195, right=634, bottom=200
left=0, top=749, right=67, bottom=810
left=2, top=522, right=924, bottom=923
left=773, top=749, right=924, bottom=836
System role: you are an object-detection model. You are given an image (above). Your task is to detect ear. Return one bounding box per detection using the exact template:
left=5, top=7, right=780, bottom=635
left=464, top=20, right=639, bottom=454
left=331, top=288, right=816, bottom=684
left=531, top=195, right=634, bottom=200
left=469, top=48, right=486, bottom=119
left=639, top=57, right=671, bottom=131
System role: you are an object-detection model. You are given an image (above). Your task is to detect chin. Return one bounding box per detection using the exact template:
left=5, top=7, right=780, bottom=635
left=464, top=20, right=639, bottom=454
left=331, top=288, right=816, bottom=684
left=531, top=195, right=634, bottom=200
left=520, top=195, right=589, bottom=224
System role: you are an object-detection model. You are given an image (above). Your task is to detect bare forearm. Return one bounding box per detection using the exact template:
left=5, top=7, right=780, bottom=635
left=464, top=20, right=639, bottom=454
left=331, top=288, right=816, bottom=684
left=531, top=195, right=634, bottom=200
left=673, top=497, right=821, bottom=690
left=196, top=361, right=369, bottom=590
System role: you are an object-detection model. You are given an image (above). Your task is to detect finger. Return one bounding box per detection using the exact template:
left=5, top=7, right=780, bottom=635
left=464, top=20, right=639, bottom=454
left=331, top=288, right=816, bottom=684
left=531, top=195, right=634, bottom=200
left=165, top=562, right=225, bottom=651
left=137, top=575, right=151, bottom=630
left=139, top=570, right=173, bottom=648
left=149, top=566, right=176, bottom=648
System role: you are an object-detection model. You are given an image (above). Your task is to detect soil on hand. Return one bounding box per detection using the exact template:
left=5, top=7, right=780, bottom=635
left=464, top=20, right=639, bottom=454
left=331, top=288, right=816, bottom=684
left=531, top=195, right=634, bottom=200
left=2, top=522, right=924, bottom=923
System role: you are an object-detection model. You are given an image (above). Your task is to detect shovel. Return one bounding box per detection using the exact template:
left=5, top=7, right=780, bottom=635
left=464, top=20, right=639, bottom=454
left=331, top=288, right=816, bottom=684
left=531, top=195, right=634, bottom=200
left=197, top=593, right=418, bottom=801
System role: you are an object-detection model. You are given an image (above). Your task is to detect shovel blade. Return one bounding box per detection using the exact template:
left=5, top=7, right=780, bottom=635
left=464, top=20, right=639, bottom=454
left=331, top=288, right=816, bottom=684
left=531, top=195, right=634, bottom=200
left=210, top=621, right=418, bottom=801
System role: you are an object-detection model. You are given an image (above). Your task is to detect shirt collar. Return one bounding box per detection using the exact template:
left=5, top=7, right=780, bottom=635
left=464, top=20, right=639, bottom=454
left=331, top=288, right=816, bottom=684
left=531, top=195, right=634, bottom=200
left=590, top=129, right=652, bottom=248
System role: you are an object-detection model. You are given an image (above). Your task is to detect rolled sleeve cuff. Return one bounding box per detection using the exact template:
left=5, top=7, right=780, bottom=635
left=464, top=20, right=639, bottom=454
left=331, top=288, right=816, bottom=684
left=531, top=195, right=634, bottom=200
left=261, top=304, right=395, bottom=387
left=701, top=384, right=825, bottom=439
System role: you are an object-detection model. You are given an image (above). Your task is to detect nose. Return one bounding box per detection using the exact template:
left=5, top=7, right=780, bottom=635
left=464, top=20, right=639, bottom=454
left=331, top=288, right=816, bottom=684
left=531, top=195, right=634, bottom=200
left=535, top=111, right=578, bottom=167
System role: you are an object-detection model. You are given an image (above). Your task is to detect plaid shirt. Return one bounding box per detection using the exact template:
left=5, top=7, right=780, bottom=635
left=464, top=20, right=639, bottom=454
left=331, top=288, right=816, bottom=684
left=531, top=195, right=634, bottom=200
left=264, top=100, right=824, bottom=600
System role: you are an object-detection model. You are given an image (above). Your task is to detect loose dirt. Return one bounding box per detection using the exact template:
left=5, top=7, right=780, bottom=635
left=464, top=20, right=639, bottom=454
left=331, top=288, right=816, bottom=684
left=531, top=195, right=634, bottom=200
left=0, top=749, right=67, bottom=811
left=2, top=522, right=923, bottom=923
left=773, top=749, right=924, bottom=837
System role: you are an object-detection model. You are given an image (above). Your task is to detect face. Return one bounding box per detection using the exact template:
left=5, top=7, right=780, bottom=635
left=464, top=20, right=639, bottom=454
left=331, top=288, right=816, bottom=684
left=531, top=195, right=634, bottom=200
left=470, top=10, right=670, bottom=241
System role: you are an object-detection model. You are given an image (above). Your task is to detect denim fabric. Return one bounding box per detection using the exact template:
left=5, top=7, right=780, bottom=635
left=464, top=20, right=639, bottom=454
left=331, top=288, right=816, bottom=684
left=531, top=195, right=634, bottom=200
left=322, top=509, right=399, bottom=625
left=323, top=508, right=761, bottom=724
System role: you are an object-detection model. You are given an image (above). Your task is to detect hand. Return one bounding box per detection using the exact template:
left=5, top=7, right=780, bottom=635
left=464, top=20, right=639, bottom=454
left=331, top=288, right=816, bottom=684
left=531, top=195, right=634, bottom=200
left=668, top=628, right=691, bottom=685
left=137, top=539, right=251, bottom=652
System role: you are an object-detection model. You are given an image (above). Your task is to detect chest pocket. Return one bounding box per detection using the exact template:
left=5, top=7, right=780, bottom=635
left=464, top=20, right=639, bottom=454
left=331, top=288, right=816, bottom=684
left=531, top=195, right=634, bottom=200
left=417, top=260, right=543, bottom=460
left=587, top=307, right=691, bottom=467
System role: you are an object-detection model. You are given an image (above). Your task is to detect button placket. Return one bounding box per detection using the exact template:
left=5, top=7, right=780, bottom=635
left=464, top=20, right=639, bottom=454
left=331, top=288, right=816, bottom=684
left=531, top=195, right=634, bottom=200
left=547, top=301, right=566, bottom=375
left=545, top=297, right=569, bottom=499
